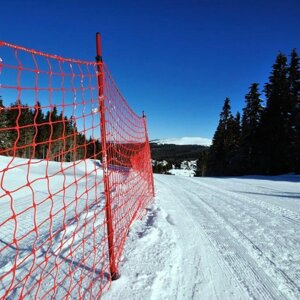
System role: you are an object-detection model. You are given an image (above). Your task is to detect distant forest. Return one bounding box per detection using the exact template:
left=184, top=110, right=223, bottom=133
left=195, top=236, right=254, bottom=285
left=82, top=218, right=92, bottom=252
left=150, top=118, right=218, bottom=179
left=0, top=100, right=101, bottom=161
left=200, top=49, right=300, bottom=176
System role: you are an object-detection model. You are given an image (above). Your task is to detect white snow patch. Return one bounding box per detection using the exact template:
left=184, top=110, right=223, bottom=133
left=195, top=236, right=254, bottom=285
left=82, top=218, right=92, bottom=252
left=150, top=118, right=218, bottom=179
left=168, top=168, right=195, bottom=177
left=152, top=137, right=212, bottom=146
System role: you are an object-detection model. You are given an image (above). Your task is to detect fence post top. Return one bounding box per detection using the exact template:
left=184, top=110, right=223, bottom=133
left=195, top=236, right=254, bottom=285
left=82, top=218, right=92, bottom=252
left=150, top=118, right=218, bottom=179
left=96, top=32, right=103, bottom=62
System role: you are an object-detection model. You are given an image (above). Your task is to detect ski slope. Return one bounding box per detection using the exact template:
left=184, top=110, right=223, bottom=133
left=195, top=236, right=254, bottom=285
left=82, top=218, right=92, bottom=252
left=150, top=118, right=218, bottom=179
left=0, top=157, right=299, bottom=299
left=104, top=174, right=300, bottom=300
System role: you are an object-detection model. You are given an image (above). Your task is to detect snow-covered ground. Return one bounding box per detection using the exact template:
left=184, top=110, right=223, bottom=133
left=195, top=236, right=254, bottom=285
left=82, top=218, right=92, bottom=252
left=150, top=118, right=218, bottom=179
left=0, top=157, right=109, bottom=299
left=1, top=157, right=300, bottom=299
left=104, top=174, right=300, bottom=300
left=168, top=168, right=195, bottom=177
left=151, top=137, right=212, bottom=146
left=168, top=160, right=197, bottom=177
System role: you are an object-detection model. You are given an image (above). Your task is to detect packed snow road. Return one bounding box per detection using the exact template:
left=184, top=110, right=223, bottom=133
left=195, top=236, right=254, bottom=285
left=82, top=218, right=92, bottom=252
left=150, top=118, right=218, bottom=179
left=104, top=174, right=300, bottom=300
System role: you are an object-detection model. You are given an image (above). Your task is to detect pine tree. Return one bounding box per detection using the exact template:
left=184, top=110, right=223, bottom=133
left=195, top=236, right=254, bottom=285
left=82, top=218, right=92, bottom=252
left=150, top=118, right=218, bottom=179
left=6, top=100, right=35, bottom=158
left=76, top=133, right=86, bottom=161
left=0, top=97, right=12, bottom=154
left=196, top=148, right=209, bottom=176
left=20, top=105, right=35, bottom=158
left=208, top=98, right=233, bottom=175
left=226, top=112, right=242, bottom=174
left=241, top=83, right=264, bottom=174
left=262, top=52, right=290, bottom=174
left=94, top=139, right=102, bottom=160
left=33, top=101, right=48, bottom=159
left=47, top=106, right=65, bottom=161
left=208, top=97, right=243, bottom=176
left=288, top=49, right=300, bottom=173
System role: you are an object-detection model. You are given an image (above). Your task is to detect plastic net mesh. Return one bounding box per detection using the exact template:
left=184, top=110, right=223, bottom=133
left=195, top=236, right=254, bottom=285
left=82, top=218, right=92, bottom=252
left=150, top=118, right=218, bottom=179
left=0, top=41, right=154, bottom=299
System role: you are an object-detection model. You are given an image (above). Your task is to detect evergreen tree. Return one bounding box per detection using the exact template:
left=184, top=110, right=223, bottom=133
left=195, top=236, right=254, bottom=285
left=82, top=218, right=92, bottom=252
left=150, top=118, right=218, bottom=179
left=0, top=97, right=12, bottom=154
left=241, top=83, right=264, bottom=174
left=262, top=52, right=290, bottom=174
left=208, top=98, right=233, bottom=175
left=62, top=115, right=76, bottom=162
left=33, top=101, right=48, bottom=159
left=20, top=105, right=35, bottom=158
left=94, top=139, right=102, bottom=160
left=208, top=98, right=242, bottom=176
left=86, top=136, right=96, bottom=159
left=47, top=106, right=65, bottom=161
left=76, top=132, right=86, bottom=161
left=288, top=49, right=300, bottom=173
left=86, top=137, right=102, bottom=160
left=226, top=111, right=242, bottom=174
left=196, top=148, right=209, bottom=176
left=6, top=100, right=35, bottom=158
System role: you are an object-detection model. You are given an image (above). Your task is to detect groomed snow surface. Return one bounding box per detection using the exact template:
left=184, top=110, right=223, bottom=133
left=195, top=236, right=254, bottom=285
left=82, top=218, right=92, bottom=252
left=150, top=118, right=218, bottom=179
left=104, top=174, right=300, bottom=300
left=1, top=157, right=299, bottom=299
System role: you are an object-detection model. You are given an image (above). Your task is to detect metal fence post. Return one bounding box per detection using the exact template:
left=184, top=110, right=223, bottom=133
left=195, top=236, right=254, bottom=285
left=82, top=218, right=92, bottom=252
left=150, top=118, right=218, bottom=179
left=96, top=32, right=119, bottom=280
left=142, top=111, right=155, bottom=197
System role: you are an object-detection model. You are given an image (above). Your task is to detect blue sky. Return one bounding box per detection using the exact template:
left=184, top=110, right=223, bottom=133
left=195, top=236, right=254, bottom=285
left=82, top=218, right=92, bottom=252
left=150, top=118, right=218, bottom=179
left=1, top=0, right=300, bottom=140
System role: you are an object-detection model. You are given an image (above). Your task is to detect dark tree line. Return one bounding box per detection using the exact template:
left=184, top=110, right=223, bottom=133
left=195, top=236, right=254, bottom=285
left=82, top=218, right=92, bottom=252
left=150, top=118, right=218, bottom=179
left=0, top=99, right=101, bottom=161
left=150, top=143, right=208, bottom=174
left=202, top=49, right=300, bottom=176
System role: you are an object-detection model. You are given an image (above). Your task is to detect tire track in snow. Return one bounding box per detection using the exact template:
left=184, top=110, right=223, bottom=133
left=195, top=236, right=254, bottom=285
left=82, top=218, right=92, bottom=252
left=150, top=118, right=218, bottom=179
left=155, top=176, right=248, bottom=300
left=227, top=177, right=299, bottom=196
left=193, top=180, right=300, bottom=249
left=196, top=192, right=300, bottom=300
left=181, top=178, right=300, bottom=299
left=189, top=180, right=300, bottom=286
left=173, top=194, right=245, bottom=300
left=198, top=178, right=300, bottom=226
left=154, top=177, right=206, bottom=299
left=185, top=193, right=284, bottom=299
left=157, top=177, right=268, bottom=300
left=158, top=176, right=299, bottom=299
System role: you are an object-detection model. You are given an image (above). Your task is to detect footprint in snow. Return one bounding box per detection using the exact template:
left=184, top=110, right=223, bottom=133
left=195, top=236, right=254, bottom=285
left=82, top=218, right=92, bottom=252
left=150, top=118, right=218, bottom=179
left=166, top=214, right=175, bottom=226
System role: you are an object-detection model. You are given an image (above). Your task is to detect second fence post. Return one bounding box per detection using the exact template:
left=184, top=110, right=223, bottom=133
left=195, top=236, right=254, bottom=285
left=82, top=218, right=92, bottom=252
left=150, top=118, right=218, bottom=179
left=142, top=112, right=155, bottom=197
left=96, top=32, right=119, bottom=280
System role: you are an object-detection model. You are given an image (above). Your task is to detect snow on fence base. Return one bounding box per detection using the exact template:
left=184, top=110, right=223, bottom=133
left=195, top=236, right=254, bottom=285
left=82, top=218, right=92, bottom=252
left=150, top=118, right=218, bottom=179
left=0, top=36, right=154, bottom=299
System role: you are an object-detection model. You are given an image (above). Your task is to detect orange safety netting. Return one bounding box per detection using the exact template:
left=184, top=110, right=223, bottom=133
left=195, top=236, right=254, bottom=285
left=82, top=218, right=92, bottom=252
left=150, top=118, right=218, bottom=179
left=0, top=39, right=154, bottom=299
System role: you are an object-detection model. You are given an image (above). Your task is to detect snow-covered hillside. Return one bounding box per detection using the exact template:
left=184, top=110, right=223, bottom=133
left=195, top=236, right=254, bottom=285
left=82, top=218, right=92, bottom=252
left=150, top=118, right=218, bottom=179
left=104, top=174, right=300, bottom=300
left=152, top=137, right=212, bottom=146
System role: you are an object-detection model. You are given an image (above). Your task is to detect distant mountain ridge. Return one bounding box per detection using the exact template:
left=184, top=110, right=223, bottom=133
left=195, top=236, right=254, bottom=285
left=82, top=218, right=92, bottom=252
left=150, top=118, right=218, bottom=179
left=151, top=137, right=212, bottom=146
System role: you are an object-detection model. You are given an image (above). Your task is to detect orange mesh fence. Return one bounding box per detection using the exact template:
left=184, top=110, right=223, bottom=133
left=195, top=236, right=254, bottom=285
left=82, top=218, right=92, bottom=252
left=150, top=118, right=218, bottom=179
left=0, top=38, right=154, bottom=299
